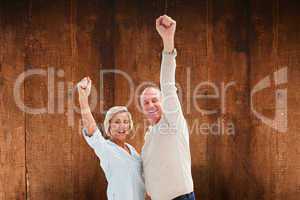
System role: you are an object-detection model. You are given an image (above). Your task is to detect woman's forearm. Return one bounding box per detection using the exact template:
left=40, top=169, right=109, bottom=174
left=79, top=97, right=97, bottom=136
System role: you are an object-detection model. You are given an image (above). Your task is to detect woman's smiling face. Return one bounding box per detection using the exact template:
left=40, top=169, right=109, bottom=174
left=109, top=112, right=131, bottom=142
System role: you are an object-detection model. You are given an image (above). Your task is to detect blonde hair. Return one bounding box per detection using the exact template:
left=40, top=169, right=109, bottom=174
left=103, top=106, right=133, bottom=137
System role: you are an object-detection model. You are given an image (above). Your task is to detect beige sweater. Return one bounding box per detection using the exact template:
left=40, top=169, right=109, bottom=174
left=141, top=50, right=194, bottom=200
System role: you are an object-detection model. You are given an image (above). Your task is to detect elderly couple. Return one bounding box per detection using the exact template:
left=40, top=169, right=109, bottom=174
left=77, top=15, right=195, bottom=200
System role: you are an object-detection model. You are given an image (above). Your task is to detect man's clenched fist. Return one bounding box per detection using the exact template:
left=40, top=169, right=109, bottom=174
left=156, top=15, right=176, bottom=52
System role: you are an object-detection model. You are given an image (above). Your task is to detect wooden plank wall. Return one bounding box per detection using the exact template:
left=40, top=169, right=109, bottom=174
left=0, top=1, right=27, bottom=199
left=0, top=0, right=299, bottom=199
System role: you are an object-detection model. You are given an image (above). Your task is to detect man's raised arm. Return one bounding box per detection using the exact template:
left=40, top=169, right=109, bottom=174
left=156, top=15, right=184, bottom=124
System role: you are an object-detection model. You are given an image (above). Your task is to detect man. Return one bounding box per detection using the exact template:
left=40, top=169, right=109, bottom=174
left=140, top=15, right=195, bottom=200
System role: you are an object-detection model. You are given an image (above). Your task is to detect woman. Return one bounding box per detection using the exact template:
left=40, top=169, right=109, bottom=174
left=77, top=77, right=145, bottom=200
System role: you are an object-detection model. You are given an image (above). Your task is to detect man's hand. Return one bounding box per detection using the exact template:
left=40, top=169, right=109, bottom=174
left=156, top=15, right=176, bottom=52
left=77, top=77, right=91, bottom=102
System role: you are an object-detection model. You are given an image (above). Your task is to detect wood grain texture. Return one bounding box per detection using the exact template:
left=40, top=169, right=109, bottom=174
left=0, top=1, right=27, bottom=199
left=249, top=0, right=300, bottom=199
left=0, top=0, right=299, bottom=199
left=206, top=0, right=256, bottom=199
left=70, top=0, right=114, bottom=199
left=24, top=0, right=114, bottom=199
left=24, top=0, right=74, bottom=199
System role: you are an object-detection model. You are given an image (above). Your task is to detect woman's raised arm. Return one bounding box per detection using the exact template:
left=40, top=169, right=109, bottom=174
left=77, top=77, right=97, bottom=136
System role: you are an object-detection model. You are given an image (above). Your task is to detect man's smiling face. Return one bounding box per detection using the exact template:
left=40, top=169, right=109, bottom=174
left=140, top=87, right=163, bottom=125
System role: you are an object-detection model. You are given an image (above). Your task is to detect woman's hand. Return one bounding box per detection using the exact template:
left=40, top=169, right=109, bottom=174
left=77, top=77, right=91, bottom=102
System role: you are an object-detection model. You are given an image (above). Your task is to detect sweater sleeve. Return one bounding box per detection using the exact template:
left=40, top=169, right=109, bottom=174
left=160, top=49, right=185, bottom=126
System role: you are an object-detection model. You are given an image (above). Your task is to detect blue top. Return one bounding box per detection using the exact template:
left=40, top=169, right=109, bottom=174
left=82, top=128, right=145, bottom=200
